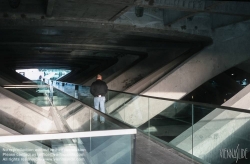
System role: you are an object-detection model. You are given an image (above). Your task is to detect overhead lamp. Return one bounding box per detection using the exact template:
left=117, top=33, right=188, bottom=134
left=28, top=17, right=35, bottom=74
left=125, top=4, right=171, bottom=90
left=9, top=0, right=20, bottom=9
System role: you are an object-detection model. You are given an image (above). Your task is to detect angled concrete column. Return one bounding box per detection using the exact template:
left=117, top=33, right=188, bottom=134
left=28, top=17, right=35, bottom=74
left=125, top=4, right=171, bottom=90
left=0, top=124, right=20, bottom=135
left=106, top=48, right=190, bottom=115
left=65, top=105, right=91, bottom=132
left=143, top=21, right=250, bottom=99
left=84, top=54, right=140, bottom=86
left=0, top=125, right=54, bottom=163
left=107, top=48, right=189, bottom=91
left=170, top=84, right=250, bottom=163
left=125, top=48, right=194, bottom=94
left=110, top=21, right=250, bottom=128
left=0, top=91, right=58, bottom=135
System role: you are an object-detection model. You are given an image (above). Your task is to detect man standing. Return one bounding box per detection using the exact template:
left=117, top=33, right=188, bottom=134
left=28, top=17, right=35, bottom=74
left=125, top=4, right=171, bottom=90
left=90, top=74, right=108, bottom=123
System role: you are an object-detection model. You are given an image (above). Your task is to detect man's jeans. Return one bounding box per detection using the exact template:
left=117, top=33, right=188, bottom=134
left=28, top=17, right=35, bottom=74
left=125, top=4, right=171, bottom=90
left=93, top=96, right=106, bottom=122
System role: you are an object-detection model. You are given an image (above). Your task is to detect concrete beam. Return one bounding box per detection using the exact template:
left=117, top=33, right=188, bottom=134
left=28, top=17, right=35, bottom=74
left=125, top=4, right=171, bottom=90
left=137, top=1, right=250, bottom=17
left=125, top=47, right=197, bottom=94
left=0, top=42, right=147, bottom=53
left=74, top=60, right=118, bottom=84
left=163, top=10, right=193, bottom=27
left=109, top=6, right=132, bottom=21
left=211, top=14, right=249, bottom=29
left=0, top=88, right=58, bottom=134
left=163, top=2, right=226, bottom=27
left=136, top=0, right=206, bottom=11
left=46, top=0, right=56, bottom=17
left=107, top=47, right=191, bottom=91
left=0, top=18, right=211, bottom=43
left=58, top=0, right=134, bottom=6
left=209, top=1, right=250, bottom=17
left=66, top=105, right=92, bottom=132
left=84, top=54, right=141, bottom=86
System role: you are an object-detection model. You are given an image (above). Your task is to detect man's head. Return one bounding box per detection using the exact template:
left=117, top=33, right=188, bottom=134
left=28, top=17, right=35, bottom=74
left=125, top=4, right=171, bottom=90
left=96, top=74, right=102, bottom=80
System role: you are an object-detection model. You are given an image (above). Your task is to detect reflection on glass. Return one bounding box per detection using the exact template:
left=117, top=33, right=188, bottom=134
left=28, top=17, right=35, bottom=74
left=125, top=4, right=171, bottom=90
left=0, top=134, right=134, bottom=164
left=45, top=81, right=250, bottom=163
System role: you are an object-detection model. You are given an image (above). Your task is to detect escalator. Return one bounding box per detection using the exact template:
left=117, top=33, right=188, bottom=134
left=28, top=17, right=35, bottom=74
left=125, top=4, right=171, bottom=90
left=0, top=83, right=136, bottom=164
left=53, top=81, right=250, bottom=164
left=2, top=68, right=250, bottom=163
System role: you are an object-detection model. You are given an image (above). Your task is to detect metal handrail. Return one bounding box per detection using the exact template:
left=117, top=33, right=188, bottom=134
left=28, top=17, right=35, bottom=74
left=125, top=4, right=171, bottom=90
left=2, top=85, right=137, bottom=130
left=0, top=129, right=137, bottom=143
left=53, top=81, right=250, bottom=114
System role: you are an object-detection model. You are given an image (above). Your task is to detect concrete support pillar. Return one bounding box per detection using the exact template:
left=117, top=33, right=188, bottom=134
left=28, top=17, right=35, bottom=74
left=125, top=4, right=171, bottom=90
left=125, top=48, right=196, bottom=94
left=107, top=47, right=189, bottom=91
left=0, top=87, right=57, bottom=134
left=84, top=54, right=140, bottom=86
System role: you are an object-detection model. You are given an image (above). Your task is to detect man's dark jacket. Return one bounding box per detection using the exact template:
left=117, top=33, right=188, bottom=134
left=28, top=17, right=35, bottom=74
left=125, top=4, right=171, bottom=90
left=90, top=79, right=108, bottom=97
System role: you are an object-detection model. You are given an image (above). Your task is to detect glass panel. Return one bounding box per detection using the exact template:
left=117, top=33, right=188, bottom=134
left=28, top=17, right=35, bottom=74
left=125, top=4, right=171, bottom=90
left=74, top=85, right=93, bottom=107
left=52, top=88, right=75, bottom=107
left=6, top=87, right=51, bottom=107
left=0, top=134, right=134, bottom=164
left=61, top=102, right=123, bottom=132
left=106, top=91, right=135, bottom=115
left=107, top=92, right=149, bottom=128
left=1, top=84, right=136, bottom=163
left=145, top=99, right=192, bottom=143
left=48, top=80, right=250, bottom=163
left=1, top=86, right=59, bottom=135
left=191, top=106, right=250, bottom=164
left=82, top=135, right=134, bottom=164
left=2, top=85, right=128, bottom=135
left=5, top=86, right=76, bottom=108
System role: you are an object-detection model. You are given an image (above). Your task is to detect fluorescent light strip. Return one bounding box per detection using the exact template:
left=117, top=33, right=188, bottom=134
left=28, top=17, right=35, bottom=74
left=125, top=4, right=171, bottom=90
left=0, top=129, right=137, bottom=143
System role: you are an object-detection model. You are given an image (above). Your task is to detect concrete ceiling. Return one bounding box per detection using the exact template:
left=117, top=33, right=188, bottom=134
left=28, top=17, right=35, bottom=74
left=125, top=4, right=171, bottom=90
left=0, top=0, right=249, bottom=81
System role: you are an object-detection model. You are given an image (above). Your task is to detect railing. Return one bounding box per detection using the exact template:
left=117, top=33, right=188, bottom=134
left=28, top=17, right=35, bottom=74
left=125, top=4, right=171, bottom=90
left=0, top=83, right=137, bottom=164
left=52, top=80, right=250, bottom=164
left=0, top=130, right=136, bottom=164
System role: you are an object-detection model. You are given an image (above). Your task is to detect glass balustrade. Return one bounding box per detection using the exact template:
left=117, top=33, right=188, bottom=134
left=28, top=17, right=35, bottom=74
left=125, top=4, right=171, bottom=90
left=1, top=84, right=136, bottom=164
left=0, top=130, right=136, bottom=164
left=52, top=80, right=250, bottom=164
